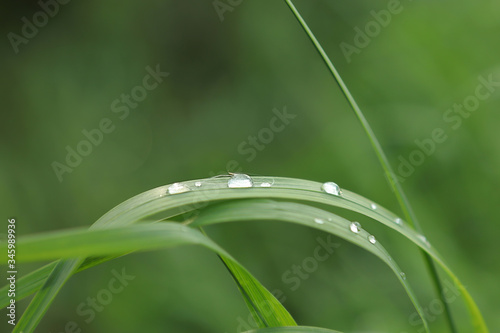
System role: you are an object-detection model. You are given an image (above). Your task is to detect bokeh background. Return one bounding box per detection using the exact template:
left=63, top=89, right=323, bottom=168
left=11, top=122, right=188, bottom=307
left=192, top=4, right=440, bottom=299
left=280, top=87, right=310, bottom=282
left=1, top=0, right=499, bottom=332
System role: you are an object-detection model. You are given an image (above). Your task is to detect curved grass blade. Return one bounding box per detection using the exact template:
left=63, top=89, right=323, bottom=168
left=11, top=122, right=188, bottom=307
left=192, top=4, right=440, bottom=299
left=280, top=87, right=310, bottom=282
left=14, top=259, right=82, bottom=332
left=1, top=200, right=427, bottom=330
left=1, top=223, right=296, bottom=330
left=10, top=254, right=132, bottom=332
left=281, top=1, right=421, bottom=236
left=2, top=176, right=486, bottom=332
left=190, top=199, right=429, bottom=332
left=0, top=262, right=56, bottom=308
left=0, top=256, right=121, bottom=309
left=220, top=257, right=267, bottom=328
left=198, top=227, right=266, bottom=328
left=282, top=1, right=479, bottom=332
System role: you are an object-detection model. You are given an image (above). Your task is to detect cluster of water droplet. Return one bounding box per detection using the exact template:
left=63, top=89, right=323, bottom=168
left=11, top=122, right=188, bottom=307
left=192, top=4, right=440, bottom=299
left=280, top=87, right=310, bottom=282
left=164, top=175, right=409, bottom=280
left=166, top=176, right=347, bottom=195
left=347, top=221, right=378, bottom=246
left=165, top=174, right=274, bottom=196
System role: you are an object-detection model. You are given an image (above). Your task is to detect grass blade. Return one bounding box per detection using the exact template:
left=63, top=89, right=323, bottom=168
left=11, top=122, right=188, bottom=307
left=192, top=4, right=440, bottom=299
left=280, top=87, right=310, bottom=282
left=198, top=226, right=291, bottom=328
left=281, top=1, right=470, bottom=332
left=1, top=176, right=487, bottom=332
left=10, top=183, right=196, bottom=332
left=0, top=256, right=121, bottom=309
left=12, top=260, right=81, bottom=332
left=1, top=223, right=296, bottom=329
left=191, top=199, right=429, bottom=332
left=219, top=256, right=291, bottom=328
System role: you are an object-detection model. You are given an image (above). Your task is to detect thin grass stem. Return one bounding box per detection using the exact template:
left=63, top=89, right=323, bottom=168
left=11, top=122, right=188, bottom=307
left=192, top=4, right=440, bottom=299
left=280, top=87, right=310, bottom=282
left=282, top=1, right=457, bottom=331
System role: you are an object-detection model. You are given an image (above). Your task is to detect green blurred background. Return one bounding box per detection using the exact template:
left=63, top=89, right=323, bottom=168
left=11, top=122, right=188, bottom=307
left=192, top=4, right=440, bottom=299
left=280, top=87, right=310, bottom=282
left=1, top=0, right=499, bottom=332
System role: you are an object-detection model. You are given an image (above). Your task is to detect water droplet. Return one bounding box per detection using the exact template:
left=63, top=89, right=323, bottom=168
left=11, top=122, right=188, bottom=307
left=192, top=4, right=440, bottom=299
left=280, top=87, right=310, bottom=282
left=370, top=203, right=377, bottom=210
left=349, top=221, right=361, bottom=233
left=314, top=218, right=325, bottom=225
left=194, top=181, right=202, bottom=187
left=321, top=182, right=341, bottom=196
left=260, top=182, right=272, bottom=187
left=227, top=174, right=253, bottom=188
left=368, top=235, right=377, bottom=244
left=417, top=234, right=430, bottom=246
left=395, top=217, right=402, bottom=225
left=400, top=272, right=407, bottom=280
left=167, top=183, right=190, bottom=195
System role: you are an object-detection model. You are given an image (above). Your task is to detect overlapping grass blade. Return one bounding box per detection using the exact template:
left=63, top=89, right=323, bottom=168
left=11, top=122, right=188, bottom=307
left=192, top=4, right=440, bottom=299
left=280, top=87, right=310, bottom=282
left=0, top=223, right=296, bottom=329
left=281, top=1, right=461, bottom=332
left=13, top=259, right=82, bottom=332
left=0, top=197, right=429, bottom=329
left=190, top=199, right=429, bottom=331
left=0, top=256, right=120, bottom=309
left=1, top=176, right=486, bottom=331
left=219, top=257, right=277, bottom=328
left=197, top=227, right=271, bottom=328
left=0, top=262, right=56, bottom=308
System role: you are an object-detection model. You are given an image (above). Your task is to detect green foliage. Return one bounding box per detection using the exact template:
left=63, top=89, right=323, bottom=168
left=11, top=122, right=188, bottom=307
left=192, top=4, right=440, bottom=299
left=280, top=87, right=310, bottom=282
left=1, top=176, right=489, bottom=332
left=0, top=0, right=494, bottom=332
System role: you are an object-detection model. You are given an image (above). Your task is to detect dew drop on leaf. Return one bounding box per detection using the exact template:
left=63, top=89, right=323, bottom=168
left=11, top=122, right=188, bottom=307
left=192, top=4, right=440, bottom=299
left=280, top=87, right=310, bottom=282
left=321, top=182, right=341, bottom=196
left=314, top=218, right=325, bottom=225
left=417, top=234, right=430, bottom=247
left=167, top=183, right=190, bottom=195
left=350, top=221, right=361, bottom=233
left=228, top=174, right=254, bottom=188
left=368, top=235, right=377, bottom=244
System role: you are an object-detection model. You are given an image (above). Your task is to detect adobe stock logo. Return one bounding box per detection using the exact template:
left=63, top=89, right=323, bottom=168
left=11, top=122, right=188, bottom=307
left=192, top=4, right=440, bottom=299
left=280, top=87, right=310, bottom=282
left=50, top=267, right=135, bottom=333
left=213, top=0, right=243, bottom=22
left=237, top=107, right=297, bottom=163
left=339, top=0, right=411, bottom=63
left=227, top=234, right=340, bottom=333
left=387, top=73, right=500, bottom=185
left=207, top=106, right=296, bottom=177
left=51, top=64, right=169, bottom=182
left=402, top=280, right=461, bottom=333
left=281, top=234, right=340, bottom=291
left=7, top=0, right=71, bottom=54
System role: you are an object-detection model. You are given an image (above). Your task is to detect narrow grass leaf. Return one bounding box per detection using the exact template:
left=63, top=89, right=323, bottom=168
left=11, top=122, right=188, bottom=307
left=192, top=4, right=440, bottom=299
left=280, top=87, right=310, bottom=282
left=1, top=223, right=296, bottom=329
left=281, top=1, right=460, bottom=332
left=0, top=256, right=121, bottom=309
left=190, top=199, right=429, bottom=331
left=2, top=176, right=487, bottom=332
